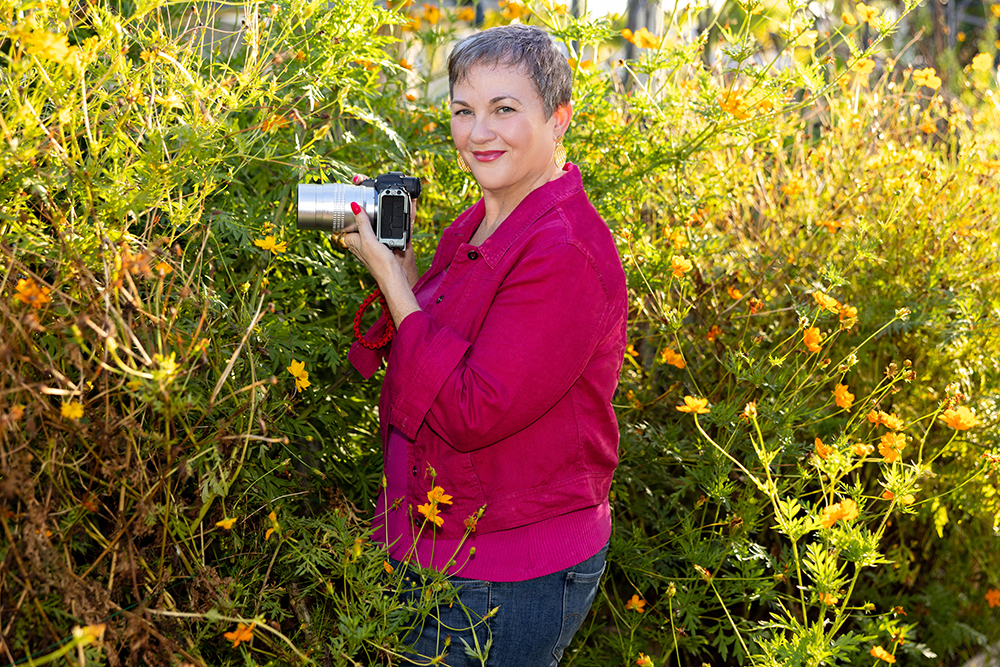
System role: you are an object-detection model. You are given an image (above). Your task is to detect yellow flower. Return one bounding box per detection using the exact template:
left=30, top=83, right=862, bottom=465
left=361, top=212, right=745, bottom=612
left=814, top=437, right=833, bottom=459
left=421, top=3, right=440, bottom=24
left=920, top=121, right=937, bottom=135
left=819, top=591, right=839, bottom=605
left=833, top=384, right=855, bottom=411
left=223, top=622, right=254, bottom=648
left=992, top=4, right=1000, bottom=18
left=384, top=560, right=394, bottom=574
left=795, top=30, right=818, bottom=48
left=456, top=6, right=474, bottom=20
left=851, top=58, right=875, bottom=76
left=670, top=255, right=693, bottom=278
left=855, top=2, right=879, bottom=23
left=216, top=517, right=237, bottom=530
left=803, top=327, right=823, bottom=353
left=676, top=396, right=710, bottom=414
left=254, top=235, right=287, bottom=254
left=13, top=278, right=52, bottom=308
left=155, top=262, right=173, bottom=277
left=879, top=432, right=907, bottom=462
left=939, top=405, right=980, bottom=430
left=870, top=645, right=896, bottom=664
left=782, top=178, right=806, bottom=197
left=912, top=67, right=942, bottom=90
left=842, top=11, right=857, bottom=25
left=660, top=348, right=685, bottom=369
left=287, top=359, right=310, bottom=391
left=61, top=401, right=84, bottom=420
left=813, top=291, right=841, bottom=314
left=636, top=653, right=654, bottom=667
left=718, top=89, right=751, bottom=119
left=265, top=510, right=279, bottom=540
left=21, top=30, right=76, bottom=64
left=625, top=594, right=647, bottom=612
left=818, top=219, right=843, bottom=233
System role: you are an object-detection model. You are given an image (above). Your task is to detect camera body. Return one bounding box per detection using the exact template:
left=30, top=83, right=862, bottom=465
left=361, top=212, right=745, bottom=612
left=297, top=172, right=421, bottom=249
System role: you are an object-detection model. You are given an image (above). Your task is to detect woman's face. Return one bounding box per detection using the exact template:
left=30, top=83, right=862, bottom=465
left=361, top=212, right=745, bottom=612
left=450, top=63, right=571, bottom=204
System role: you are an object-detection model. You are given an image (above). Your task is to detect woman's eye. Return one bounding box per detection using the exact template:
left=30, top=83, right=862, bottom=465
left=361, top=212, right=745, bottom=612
left=452, top=108, right=471, bottom=117
left=497, top=106, right=515, bottom=114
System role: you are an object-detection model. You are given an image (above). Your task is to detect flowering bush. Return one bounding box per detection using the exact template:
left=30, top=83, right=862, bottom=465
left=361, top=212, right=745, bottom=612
left=2, top=0, right=999, bottom=665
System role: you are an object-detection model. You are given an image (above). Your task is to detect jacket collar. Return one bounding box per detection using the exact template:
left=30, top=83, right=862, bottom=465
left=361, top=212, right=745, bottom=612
left=447, top=163, right=583, bottom=269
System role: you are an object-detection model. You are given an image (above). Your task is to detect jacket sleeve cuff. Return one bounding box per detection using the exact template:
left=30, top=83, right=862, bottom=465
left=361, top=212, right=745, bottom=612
left=347, top=315, right=391, bottom=379
left=385, top=310, right=470, bottom=440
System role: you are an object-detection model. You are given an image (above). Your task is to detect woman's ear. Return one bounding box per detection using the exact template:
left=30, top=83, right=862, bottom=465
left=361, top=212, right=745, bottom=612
left=553, top=102, right=573, bottom=137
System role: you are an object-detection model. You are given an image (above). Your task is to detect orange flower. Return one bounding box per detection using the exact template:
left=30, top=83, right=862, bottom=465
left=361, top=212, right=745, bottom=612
left=870, top=645, right=896, bottom=664
left=384, top=560, right=394, bottom=574
left=660, top=348, right=685, bottom=369
left=819, top=591, right=839, bottom=605
left=625, top=594, right=647, bottom=612
left=879, top=432, right=907, bottom=463
left=820, top=498, right=859, bottom=528
left=880, top=412, right=905, bottom=430
left=833, top=384, right=855, bottom=411
left=13, top=277, right=52, bottom=308
left=421, top=3, right=440, bottom=24
left=427, top=486, right=453, bottom=506
left=223, top=622, right=254, bottom=648
left=814, top=437, right=833, bottom=459
left=813, top=291, right=841, bottom=314
left=671, top=255, right=693, bottom=278
left=842, top=11, right=857, bottom=25
left=939, top=406, right=980, bottom=430
left=727, top=285, right=743, bottom=300
left=417, top=502, right=444, bottom=527
left=855, top=2, right=879, bottom=22
left=636, top=653, right=654, bottom=667
left=839, top=304, right=858, bottom=322
left=818, top=219, right=843, bottom=233
left=706, top=325, right=722, bottom=342
left=499, top=0, right=530, bottom=20
left=803, top=327, right=823, bottom=353
left=456, top=6, right=474, bottom=21
left=676, top=396, right=710, bottom=414
left=986, top=589, right=1000, bottom=608
left=852, top=442, right=874, bottom=457
left=912, top=67, right=942, bottom=90
left=265, top=510, right=279, bottom=540
left=718, top=89, right=751, bottom=119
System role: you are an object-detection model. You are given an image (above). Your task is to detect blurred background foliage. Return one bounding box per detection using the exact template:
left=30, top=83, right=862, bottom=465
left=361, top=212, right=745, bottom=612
left=1, top=0, right=998, bottom=665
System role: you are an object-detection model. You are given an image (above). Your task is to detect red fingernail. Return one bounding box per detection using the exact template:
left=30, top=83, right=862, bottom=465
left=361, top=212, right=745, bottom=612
left=353, top=175, right=362, bottom=184
left=350, top=202, right=361, bottom=215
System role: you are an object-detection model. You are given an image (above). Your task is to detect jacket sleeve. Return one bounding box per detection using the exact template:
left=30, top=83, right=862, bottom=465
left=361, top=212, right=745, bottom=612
left=383, top=238, right=613, bottom=452
left=347, top=314, right=392, bottom=379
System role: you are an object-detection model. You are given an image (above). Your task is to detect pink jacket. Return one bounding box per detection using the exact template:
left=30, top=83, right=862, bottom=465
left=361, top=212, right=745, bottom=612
left=349, top=164, right=627, bottom=539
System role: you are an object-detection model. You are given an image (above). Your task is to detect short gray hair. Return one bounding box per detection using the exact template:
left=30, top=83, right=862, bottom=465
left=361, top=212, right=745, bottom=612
left=448, top=24, right=572, bottom=119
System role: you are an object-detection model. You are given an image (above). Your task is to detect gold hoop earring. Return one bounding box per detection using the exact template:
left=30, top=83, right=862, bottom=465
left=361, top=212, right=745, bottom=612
left=457, top=152, right=472, bottom=173
left=554, top=138, right=567, bottom=170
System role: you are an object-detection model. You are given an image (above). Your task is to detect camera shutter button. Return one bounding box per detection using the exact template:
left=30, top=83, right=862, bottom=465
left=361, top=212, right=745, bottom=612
left=467, top=251, right=478, bottom=260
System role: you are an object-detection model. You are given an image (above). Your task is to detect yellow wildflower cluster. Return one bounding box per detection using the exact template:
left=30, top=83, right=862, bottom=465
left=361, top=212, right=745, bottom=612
left=621, top=27, right=661, bottom=49
left=13, top=278, right=52, bottom=308
left=820, top=498, right=859, bottom=528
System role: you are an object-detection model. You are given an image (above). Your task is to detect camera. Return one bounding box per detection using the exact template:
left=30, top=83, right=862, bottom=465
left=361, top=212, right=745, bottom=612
left=296, top=172, right=421, bottom=249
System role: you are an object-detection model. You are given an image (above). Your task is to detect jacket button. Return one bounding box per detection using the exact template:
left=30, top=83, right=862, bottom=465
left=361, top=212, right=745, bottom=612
left=412, top=466, right=417, bottom=477
left=467, top=251, right=479, bottom=260
left=437, top=295, right=444, bottom=303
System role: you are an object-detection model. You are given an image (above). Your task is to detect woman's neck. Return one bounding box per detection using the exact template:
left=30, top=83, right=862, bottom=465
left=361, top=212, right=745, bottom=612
left=473, top=164, right=564, bottom=245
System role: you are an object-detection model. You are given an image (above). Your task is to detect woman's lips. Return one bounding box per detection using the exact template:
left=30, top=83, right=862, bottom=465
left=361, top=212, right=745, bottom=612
left=472, top=151, right=505, bottom=162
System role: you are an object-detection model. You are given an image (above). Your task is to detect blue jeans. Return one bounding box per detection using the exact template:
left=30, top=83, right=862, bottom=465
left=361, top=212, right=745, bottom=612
left=392, top=542, right=608, bottom=667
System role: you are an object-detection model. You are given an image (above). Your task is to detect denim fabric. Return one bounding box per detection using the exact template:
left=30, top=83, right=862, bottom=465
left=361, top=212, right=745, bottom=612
left=393, top=542, right=608, bottom=667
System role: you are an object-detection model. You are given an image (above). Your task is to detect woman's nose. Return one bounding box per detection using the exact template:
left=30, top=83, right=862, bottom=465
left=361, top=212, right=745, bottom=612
left=468, top=117, right=495, bottom=144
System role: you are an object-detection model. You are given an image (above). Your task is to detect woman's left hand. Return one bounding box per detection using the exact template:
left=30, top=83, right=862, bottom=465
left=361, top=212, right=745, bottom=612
left=344, top=203, right=421, bottom=326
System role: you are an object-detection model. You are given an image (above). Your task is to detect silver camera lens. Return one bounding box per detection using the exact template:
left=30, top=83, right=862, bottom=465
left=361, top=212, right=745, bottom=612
left=296, top=183, right=377, bottom=233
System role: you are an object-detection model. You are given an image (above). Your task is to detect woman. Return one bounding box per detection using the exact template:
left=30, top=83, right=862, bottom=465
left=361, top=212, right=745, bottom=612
left=343, top=24, right=627, bottom=667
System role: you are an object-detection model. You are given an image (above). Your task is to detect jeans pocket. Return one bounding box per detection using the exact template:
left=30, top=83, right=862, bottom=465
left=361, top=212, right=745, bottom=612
left=551, top=564, right=605, bottom=663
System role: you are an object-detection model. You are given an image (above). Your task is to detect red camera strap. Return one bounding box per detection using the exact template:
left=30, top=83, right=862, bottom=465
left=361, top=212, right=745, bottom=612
left=353, top=288, right=395, bottom=349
